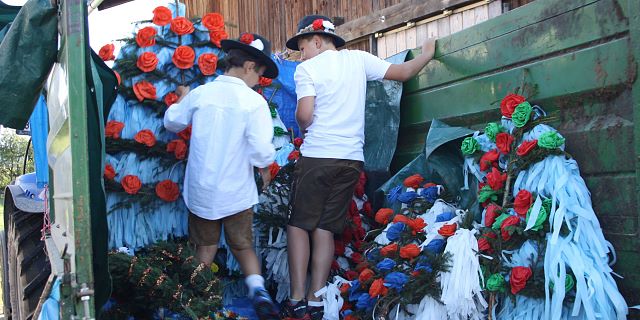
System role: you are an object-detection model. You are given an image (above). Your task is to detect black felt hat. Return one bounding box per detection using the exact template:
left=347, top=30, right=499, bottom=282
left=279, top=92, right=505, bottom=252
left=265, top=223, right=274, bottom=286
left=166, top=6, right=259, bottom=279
left=221, top=33, right=279, bottom=79
left=286, top=15, right=345, bottom=51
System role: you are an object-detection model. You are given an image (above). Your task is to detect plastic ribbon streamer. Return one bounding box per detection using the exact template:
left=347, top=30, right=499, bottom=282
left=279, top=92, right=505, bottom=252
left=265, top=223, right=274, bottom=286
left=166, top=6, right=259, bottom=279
left=318, top=276, right=350, bottom=320
left=260, top=226, right=290, bottom=302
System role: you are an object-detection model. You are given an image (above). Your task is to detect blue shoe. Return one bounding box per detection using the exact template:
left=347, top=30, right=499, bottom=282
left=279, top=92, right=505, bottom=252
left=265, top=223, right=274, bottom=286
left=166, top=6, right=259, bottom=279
left=252, top=288, right=279, bottom=320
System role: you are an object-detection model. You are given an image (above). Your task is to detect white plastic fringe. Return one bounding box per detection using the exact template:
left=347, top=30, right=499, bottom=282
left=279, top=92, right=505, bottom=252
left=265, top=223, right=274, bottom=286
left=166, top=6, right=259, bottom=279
left=411, top=295, right=450, bottom=320
left=316, top=276, right=350, bottom=320
left=440, top=228, right=487, bottom=320
left=260, top=227, right=290, bottom=302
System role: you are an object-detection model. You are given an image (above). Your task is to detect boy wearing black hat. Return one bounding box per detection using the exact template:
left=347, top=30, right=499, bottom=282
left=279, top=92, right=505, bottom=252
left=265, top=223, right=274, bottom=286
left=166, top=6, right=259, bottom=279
left=164, top=33, right=280, bottom=320
left=282, top=15, right=436, bottom=320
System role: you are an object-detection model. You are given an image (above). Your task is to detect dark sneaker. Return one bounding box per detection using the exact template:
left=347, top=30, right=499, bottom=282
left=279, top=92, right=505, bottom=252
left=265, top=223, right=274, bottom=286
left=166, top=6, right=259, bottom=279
left=252, top=288, right=279, bottom=320
left=308, top=305, right=324, bottom=320
left=280, top=299, right=310, bottom=320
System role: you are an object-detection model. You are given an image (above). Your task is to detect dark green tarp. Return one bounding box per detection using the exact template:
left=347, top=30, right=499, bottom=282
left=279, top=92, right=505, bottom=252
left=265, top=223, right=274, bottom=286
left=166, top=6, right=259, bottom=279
left=0, top=0, right=20, bottom=31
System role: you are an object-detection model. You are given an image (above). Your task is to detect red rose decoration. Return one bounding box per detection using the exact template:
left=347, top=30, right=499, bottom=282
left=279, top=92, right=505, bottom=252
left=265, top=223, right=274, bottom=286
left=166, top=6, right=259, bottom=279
left=375, top=208, right=394, bottom=224
left=510, top=266, right=533, bottom=294
left=312, top=18, right=324, bottom=30
left=99, top=43, right=115, bottom=61
left=209, top=29, right=229, bottom=47
left=170, top=17, right=194, bottom=35
left=152, top=6, right=172, bottom=26
left=269, top=162, right=280, bottom=178
left=513, top=190, right=533, bottom=217
left=358, top=268, right=374, bottom=283
left=259, top=77, right=272, bottom=87
left=178, top=125, right=192, bottom=141
left=175, top=140, right=188, bottom=159
left=134, top=129, right=157, bottom=147
left=133, top=81, right=157, bottom=101
left=164, top=92, right=179, bottom=106
left=239, top=33, right=254, bottom=44
left=288, top=150, right=300, bottom=161
left=403, top=174, right=424, bottom=189
left=486, top=167, right=507, bottom=191
left=485, top=203, right=502, bottom=227
left=380, top=243, right=398, bottom=257
left=345, top=270, right=358, bottom=281
left=500, top=93, right=526, bottom=118
left=136, top=52, right=158, bottom=72
left=350, top=252, right=363, bottom=264
left=198, top=53, right=218, bottom=76
left=392, top=214, right=410, bottom=224
left=354, top=182, right=365, bottom=198
left=155, top=180, right=180, bottom=202
left=339, top=283, right=350, bottom=294
left=172, top=46, right=195, bottom=69
left=408, top=218, right=427, bottom=234
left=495, top=132, right=514, bottom=154
left=369, top=278, right=388, bottom=297
left=334, top=240, right=345, bottom=255
left=114, top=71, right=121, bottom=85
left=136, top=26, right=157, bottom=47
left=105, top=121, right=125, bottom=139
left=478, top=232, right=496, bottom=253
left=293, top=137, right=303, bottom=148
left=517, top=139, right=538, bottom=157
left=500, top=215, right=521, bottom=241
left=423, top=182, right=437, bottom=189
left=202, top=12, right=224, bottom=31
left=438, top=223, right=457, bottom=237
left=399, top=244, right=420, bottom=259
left=104, top=164, right=116, bottom=180
left=362, top=202, right=372, bottom=216
left=479, top=149, right=500, bottom=171
left=121, top=175, right=142, bottom=194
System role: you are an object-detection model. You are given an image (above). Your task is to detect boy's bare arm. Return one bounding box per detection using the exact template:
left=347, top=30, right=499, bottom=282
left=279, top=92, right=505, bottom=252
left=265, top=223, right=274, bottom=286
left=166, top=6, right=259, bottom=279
left=296, top=96, right=315, bottom=131
left=384, top=38, right=436, bottom=82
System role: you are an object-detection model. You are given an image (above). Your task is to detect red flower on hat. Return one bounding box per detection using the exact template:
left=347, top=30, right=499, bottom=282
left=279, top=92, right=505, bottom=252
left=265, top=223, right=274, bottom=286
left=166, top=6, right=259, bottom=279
left=510, top=266, right=533, bottom=294
left=137, top=52, right=158, bottom=72
left=513, top=189, right=533, bottom=218
left=133, top=81, right=157, bottom=101
left=104, top=164, right=116, bottom=180
left=134, top=129, right=156, bottom=147
left=439, top=223, right=457, bottom=237
left=484, top=203, right=501, bottom=227
left=99, top=43, right=115, bottom=61
left=121, top=175, right=142, bottom=194
left=399, top=244, right=420, bottom=259
left=105, top=121, right=125, bottom=139
left=500, top=215, right=521, bottom=241
left=403, top=174, right=424, bottom=189
left=369, top=278, right=388, bottom=297
left=358, top=268, right=374, bottom=283
left=136, top=27, right=157, bottom=48
left=202, top=12, right=224, bottom=31
left=164, top=92, right=178, bottom=106
left=312, top=18, right=324, bottom=30
left=259, top=77, right=272, bottom=87
left=240, top=33, right=254, bottom=44
left=479, top=149, right=500, bottom=171
left=375, top=208, right=394, bottom=224
left=178, top=125, right=192, bottom=141
left=198, top=53, right=218, bottom=76
left=209, top=29, right=228, bottom=47
left=152, top=6, right=172, bottom=26
left=517, top=139, right=538, bottom=157
left=380, top=243, right=398, bottom=257
left=170, top=17, right=194, bottom=35
left=496, top=132, right=514, bottom=154
left=500, top=93, right=526, bottom=118
left=172, top=46, right=195, bottom=69
left=155, top=180, right=180, bottom=202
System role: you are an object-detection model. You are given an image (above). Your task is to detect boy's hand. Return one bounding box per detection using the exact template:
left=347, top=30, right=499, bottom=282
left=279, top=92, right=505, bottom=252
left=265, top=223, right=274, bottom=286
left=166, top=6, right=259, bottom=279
left=422, top=38, right=436, bottom=61
left=259, top=167, right=272, bottom=191
left=176, top=85, right=190, bottom=99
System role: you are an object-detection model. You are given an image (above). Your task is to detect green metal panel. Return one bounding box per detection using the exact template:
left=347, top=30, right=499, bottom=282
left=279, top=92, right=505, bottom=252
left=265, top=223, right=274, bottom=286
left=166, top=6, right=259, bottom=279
left=394, top=0, right=639, bottom=305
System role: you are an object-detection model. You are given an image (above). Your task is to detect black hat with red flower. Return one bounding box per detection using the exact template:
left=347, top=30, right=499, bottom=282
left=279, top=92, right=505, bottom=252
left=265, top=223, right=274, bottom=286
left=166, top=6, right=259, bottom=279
left=286, top=15, right=345, bottom=51
left=221, top=33, right=279, bottom=79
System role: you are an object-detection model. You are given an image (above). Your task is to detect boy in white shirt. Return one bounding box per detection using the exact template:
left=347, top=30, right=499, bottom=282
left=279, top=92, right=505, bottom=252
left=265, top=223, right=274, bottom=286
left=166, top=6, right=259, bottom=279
left=164, top=33, right=280, bottom=320
left=282, top=15, right=436, bottom=320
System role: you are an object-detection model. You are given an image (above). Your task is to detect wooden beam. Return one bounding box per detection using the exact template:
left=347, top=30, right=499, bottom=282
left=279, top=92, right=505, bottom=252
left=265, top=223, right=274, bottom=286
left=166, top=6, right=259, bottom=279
left=336, top=0, right=481, bottom=43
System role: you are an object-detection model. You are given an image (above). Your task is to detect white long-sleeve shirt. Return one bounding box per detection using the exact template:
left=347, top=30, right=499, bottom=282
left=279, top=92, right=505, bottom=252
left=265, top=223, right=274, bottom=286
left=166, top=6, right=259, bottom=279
left=164, top=75, right=275, bottom=220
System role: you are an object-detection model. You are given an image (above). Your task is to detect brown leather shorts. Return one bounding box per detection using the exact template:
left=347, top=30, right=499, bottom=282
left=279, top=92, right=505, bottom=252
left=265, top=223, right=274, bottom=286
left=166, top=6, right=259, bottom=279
left=289, top=156, right=363, bottom=234
left=188, top=208, right=254, bottom=250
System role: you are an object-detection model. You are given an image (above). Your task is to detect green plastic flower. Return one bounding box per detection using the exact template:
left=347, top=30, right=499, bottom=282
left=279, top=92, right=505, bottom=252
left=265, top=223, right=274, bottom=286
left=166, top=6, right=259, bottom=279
left=512, top=101, right=533, bottom=128
left=526, top=204, right=548, bottom=231
left=461, top=137, right=480, bottom=155
left=478, top=185, right=499, bottom=204
left=485, top=122, right=503, bottom=142
left=486, top=273, right=506, bottom=292
left=491, top=213, right=511, bottom=230
left=550, top=274, right=575, bottom=292
left=537, top=131, right=565, bottom=149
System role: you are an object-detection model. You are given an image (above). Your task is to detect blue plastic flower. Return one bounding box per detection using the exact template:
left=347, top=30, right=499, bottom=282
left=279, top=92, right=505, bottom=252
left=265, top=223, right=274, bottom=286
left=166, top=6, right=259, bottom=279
left=424, top=239, right=446, bottom=254
left=420, top=186, right=439, bottom=203
left=386, top=223, right=406, bottom=241
left=384, top=272, right=409, bottom=291
left=414, top=262, right=433, bottom=273
left=376, top=258, right=396, bottom=272
left=435, top=211, right=456, bottom=223
left=356, top=294, right=377, bottom=311
left=397, top=191, right=418, bottom=204
left=366, top=248, right=381, bottom=262
left=348, top=280, right=361, bottom=301
left=387, top=185, right=403, bottom=204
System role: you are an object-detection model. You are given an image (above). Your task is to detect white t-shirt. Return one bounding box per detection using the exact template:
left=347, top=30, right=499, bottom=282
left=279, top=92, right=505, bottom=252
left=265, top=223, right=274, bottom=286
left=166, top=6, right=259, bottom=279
left=294, top=49, right=392, bottom=161
left=164, top=75, right=276, bottom=220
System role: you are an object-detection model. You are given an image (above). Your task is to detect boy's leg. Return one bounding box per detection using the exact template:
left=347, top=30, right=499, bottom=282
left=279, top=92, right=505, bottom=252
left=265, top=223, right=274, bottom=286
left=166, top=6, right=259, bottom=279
left=307, top=228, right=334, bottom=302
left=188, top=212, right=222, bottom=265
left=287, top=225, right=311, bottom=300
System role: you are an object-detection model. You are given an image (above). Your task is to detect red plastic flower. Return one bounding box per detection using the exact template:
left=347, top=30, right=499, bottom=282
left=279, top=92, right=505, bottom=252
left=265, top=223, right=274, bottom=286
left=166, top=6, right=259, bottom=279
left=293, top=137, right=303, bottom=148
left=479, top=149, right=500, bottom=171
left=484, top=203, right=501, bottom=227
left=312, top=18, right=324, bottom=30
left=350, top=252, right=363, bottom=264
left=334, top=239, right=345, bottom=256
left=121, top=175, right=142, bottom=194
left=259, top=77, right=272, bottom=87
left=517, top=139, right=538, bottom=156
left=403, top=174, right=424, bottom=189
left=339, top=283, right=350, bottom=294
left=164, top=92, right=179, bottom=106
left=98, top=43, right=115, bottom=61
left=209, top=29, right=228, bottom=47
left=362, top=202, right=372, bottom=217
left=172, top=46, right=196, bottom=69
left=198, top=53, right=218, bottom=76
left=495, top=132, right=514, bottom=154
left=155, top=180, right=180, bottom=202
left=375, top=208, right=394, bottom=224
left=380, top=243, right=398, bottom=257
left=513, top=190, right=533, bottom=217
left=500, top=215, right=521, bottom=241
left=345, top=270, right=358, bottom=281
left=399, top=244, right=420, bottom=259
left=358, top=268, right=374, bottom=283
left=392, top=214, right=410, bottom=224
left=137, top=52, right=158, bottom=72
left=104, top=164, right=116, bottom=180
left=369, top=278, right=388, bottom=297
left=239, top=33, right=254, bottom=44
left=500, top=93, right=526, bottom=118
left=105, top=121, right=125, bottom=139
left=136, top=26, right=157, bottom=47
left=478, top=232, right=496, bottom=253
left=152, top=6, right=172, bottom=26
left=178, top=125, right=192, bottom=141
left=438, top=223, right=457, bottom=237
left=133, top=81, right=157, bottom=101
left=167, top=139, right=188, bottom=160
left=486, top=167, right=507, bottom=191
left=201, top=12, right=224, bottom=31
left=134, top=129, right=157, bottom=147
left=288, top=150, right=300, bottom=161
left=510, top=266, right=533, bottom=294
left=407, top=218, right=427, bottom=234
left=269, top=162, right=280, bottom=178
left=170, top=17, right=194, bottom=35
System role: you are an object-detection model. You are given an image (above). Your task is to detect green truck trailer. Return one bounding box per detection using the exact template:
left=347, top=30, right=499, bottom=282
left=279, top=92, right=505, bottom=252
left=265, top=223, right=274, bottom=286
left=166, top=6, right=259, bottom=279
left=0, top=0, right=638, bottom=318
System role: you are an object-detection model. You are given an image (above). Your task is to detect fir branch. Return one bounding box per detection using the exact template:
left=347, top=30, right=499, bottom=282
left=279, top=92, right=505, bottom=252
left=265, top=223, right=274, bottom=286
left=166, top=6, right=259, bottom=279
left=106, top=137, right=183, bottom=164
